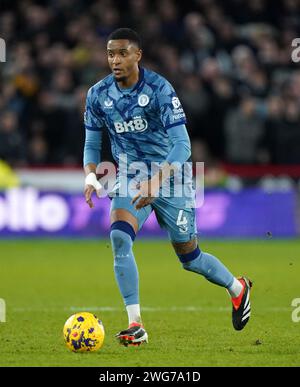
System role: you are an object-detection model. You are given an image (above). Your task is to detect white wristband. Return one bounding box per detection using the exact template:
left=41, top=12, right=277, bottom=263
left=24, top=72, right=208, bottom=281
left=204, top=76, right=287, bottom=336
left=85, top=172, right=102, bottom=191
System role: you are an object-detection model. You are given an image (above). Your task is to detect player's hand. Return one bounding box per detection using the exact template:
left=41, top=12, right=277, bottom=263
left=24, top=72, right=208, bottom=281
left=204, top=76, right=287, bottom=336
left=84, top=173, right=102, bottom=208
left=84, top=185, right=97, bottom=208
left=131, top=178, right=160, bottom=210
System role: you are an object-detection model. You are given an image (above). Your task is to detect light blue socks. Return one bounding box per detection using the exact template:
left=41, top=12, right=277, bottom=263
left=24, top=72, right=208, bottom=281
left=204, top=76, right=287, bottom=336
left=111, top=220, right=235, bottom=307
left=110, top=222, right=139, bottom=306
left=179, top=247, right=234, bottom=288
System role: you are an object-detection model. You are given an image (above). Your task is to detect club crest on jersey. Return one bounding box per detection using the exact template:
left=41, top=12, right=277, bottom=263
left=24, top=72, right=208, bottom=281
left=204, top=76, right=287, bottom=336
left=138, top=94, right=149, bottom=107
left=104, top=99, right=113, bottom=108
left=114, top=116, right=148, bottom=133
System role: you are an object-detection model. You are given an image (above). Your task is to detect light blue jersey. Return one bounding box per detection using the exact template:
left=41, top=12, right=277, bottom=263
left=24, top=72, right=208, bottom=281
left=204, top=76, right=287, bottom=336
left=84, top=67, right=188, bottom=168
left=84, top=67, right=196, bottom=243
left=84, top=67, right=237, bottom=311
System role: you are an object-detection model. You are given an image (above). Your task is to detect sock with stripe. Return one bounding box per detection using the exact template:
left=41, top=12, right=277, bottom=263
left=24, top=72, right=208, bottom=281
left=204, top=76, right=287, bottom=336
left=110, top=221, right=142, bottom=324
left=179, top=246, right=236, bottom=288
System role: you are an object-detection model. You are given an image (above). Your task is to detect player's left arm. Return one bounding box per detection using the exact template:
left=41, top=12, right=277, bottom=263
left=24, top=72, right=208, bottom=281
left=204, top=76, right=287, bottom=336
left=132, top=80, right=191, bottom=210
left=165, top=124, right=191, bottom=164
left=132, top=124, right=191, bottom=209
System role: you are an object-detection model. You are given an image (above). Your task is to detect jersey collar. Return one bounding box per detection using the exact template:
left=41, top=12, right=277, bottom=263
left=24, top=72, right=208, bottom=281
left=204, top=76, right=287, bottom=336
left=114, top=67, right=145, bottom=94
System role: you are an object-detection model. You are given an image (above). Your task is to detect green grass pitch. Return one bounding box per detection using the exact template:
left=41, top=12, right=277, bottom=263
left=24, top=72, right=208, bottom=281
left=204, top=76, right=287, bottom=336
left=0, top=239, right=299, bottom=367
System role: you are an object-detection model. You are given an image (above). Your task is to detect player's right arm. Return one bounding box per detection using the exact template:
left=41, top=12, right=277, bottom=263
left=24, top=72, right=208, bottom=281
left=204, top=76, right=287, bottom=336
left=83, top=86, right=105, bottom=208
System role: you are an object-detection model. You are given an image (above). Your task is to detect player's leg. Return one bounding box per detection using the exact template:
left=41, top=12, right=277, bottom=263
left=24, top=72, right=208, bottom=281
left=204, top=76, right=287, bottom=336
left=110, top=207, right=139, bottom=322
left=153, top=198, right=252, bottom=331
left=172, top=238, right=252, bottom=331
left=110, top=196, right=151, bottom=345
left=172, top=237, right=237, bottom=288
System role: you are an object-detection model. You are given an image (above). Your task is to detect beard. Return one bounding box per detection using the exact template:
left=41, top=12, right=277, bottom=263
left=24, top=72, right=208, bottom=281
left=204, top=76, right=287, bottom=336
left=113, top=74, right=127, bottom=83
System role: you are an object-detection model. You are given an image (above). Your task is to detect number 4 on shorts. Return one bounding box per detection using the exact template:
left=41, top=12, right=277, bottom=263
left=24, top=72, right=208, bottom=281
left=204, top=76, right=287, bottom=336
left=176, top=210, right=187, bottom=226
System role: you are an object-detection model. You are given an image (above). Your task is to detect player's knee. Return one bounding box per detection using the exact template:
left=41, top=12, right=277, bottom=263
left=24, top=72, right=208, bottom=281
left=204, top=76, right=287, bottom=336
left=172, top=238, right=197, bottom=255
left=173, top=238, right=198, bottom=270
left=177, top=246, right=202, bottom=272
left=110, top=229, right=129, bottom=252
left=110, top=221, right=136, bottom=256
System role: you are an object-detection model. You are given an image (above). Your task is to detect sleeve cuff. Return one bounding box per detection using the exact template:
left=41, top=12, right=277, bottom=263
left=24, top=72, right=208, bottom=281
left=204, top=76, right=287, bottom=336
left=85, top=125, right=102, bottom=132
left=164, top=120, right=187, bottom=130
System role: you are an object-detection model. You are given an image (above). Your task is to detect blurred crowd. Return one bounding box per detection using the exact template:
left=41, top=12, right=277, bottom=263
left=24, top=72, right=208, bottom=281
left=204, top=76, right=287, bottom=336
left=1, top=0, right=300, bottom=167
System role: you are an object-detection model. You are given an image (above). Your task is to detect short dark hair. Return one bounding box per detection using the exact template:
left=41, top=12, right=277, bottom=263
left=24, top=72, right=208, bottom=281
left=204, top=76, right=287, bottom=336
left=107, top=28, right=142, bottom=49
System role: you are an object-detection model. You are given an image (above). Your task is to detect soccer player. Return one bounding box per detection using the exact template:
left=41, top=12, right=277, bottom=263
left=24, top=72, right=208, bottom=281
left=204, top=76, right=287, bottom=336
left=83, top=28, right=252, bottom=346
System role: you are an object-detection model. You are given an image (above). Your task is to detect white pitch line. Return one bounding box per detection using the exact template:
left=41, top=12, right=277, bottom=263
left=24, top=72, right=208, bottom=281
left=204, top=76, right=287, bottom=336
left=11, top=306, right=227, bottom=313
left=11, top=306, right=292, bottom=313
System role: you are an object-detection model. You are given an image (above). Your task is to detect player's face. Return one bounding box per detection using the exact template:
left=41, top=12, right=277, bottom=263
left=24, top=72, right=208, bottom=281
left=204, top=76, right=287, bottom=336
left=107, top=40, right=142, bottom=82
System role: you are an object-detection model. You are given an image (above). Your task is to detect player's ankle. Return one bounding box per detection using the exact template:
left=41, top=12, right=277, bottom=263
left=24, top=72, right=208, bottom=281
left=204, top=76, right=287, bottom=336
left=230, top=279, right=246, bottom=310
left=227, top=277, right=244, bottom=298
left=129, top=321, right=143, bottom=328
left=126, top=304, right=142, bottom=325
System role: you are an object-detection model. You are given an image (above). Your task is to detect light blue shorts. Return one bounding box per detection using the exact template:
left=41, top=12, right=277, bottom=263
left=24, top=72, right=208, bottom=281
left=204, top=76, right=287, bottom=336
left=110, top=176, right=197, bottom=243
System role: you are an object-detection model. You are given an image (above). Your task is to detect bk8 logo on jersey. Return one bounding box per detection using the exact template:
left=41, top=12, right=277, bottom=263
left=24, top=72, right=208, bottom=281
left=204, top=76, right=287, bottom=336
left=114, top=116, right=148, bottom=133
